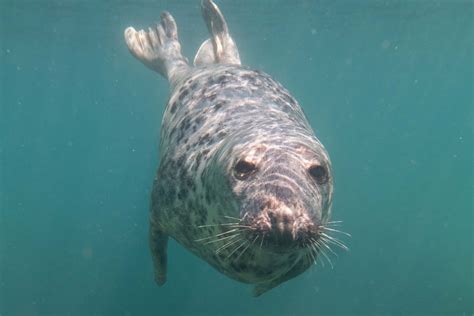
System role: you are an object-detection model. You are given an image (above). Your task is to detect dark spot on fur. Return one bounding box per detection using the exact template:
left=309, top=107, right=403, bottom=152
left=216, top=131, right=227, bottom=140
left=217, top=75, right=231, bottom=87
left=179, top=117, right=192, bottom=134
left=178, top=89, right=189, bottom=101
left=207, top=76, right=218, bottom=86
left=176, top=155, right=186, bottom=168
left=214, top=102, right=223, bottom=111
left=198, top=133, right=211, bottom=145
left=170, top=101, right=178, bottom=114
left=208, top=93, right=217, bottom=102
left=190, top=82, right=198, bottom=90
left=195, top=116, right=205, bottom=126
left=280, top=92, right=295, bottom=106
left=195, top=153, right=202, bottom=169
left=241, top=74, right=254, bottom=81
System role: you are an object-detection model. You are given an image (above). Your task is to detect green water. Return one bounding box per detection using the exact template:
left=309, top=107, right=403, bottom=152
left=1, top=1, right=472, bottom=315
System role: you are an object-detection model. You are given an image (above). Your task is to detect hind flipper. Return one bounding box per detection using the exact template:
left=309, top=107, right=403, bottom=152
left=149, top=217, right=169, bottom=285
left=124, top=12, right=189, bottom=84
left=194, top=0, right=241, bottom=66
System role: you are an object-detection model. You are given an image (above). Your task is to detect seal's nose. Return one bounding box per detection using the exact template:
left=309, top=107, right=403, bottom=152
left=267, top=206, right=297, bottom=244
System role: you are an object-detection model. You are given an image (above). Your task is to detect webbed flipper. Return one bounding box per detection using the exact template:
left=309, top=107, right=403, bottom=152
left=124, top=11, right=189, bottom=85
left=194, top=0, right=241, bottom=66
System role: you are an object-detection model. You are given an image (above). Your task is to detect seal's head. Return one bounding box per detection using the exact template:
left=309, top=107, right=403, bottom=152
left=226, top=136, right=333, bottom=252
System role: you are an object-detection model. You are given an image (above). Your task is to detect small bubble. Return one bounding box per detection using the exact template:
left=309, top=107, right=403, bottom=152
left=381, top=40, right=391, bottom=49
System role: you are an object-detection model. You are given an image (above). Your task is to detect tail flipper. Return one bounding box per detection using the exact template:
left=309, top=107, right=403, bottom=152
left=194, top=0, right=241, bottom=66
left=124, top=12, right=189, bottom=84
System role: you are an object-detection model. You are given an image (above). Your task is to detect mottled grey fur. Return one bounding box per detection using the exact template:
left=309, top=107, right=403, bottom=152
left=124, top=0, right=337, bottom=296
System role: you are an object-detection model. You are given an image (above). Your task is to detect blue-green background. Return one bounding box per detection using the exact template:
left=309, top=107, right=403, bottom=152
left=1, top=1, right=472, bottom=315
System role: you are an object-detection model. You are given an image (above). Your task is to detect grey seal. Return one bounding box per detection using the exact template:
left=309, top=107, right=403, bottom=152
left=124, top=0, right=347, bottom=296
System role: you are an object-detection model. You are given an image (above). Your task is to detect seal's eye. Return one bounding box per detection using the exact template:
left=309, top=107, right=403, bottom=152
left=234, top=160, right=257, bottom=180
left=309, top=165, right=328, bottom=184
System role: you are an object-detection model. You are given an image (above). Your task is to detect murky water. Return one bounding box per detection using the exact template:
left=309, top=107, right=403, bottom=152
left=1, top=1, right=472, bottom=315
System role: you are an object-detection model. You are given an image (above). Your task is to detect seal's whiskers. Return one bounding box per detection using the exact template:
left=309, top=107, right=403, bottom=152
left=203, top=233, right=242, bottom=245
left=222, top=215, right=242, bottom=221
left=306, top=243, right=318, bottom=266
left=312, top=238, right=333, bottom=269
left=216, top=237, right=243, bottom=254
left=235, top=235, right=258, bottom=261
left=323, top=221, right=344, bottom=227
left=318, top=237, right=338, bottom=258
left=226, top=240, right=248, bottom=259
left=259, top=234, right=265, bottom=250
left=194, top=228, right=241, bottom=242
left=322, top=227, right=351, bottom=237
left=197, top=222, right=250, bottom=228
left=320, top=233, right=349, bottom=251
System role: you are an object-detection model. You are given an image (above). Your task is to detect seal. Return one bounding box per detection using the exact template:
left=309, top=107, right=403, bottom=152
left=124, top=0, right=347, bottom=296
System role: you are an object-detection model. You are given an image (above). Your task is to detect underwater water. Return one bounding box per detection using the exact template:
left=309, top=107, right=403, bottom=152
left=1, top=0, right=473, bottom=315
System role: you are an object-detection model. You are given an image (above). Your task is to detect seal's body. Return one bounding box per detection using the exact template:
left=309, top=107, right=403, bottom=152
left=125, top=0, right=343, bottom=296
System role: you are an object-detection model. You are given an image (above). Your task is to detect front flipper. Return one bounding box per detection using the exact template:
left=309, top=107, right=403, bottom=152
left=194, top=0, right=241, bottom=66
left=149, top=218, right=169, bottom=285
left=253, top=258, right=310, bottom=296
left=253, top=280, right=281, bottom=297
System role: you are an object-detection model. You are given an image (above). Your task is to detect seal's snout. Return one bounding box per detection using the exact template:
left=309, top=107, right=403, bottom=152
left=268, top=206, right=295, bottom=235
left=266, top=207, right=298, bottom=247
left=250, top=200, right=316, bottom=248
